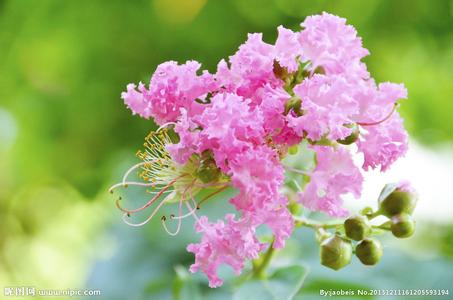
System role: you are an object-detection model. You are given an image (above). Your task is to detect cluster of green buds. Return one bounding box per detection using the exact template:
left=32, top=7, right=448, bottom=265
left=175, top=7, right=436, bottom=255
left=377, top=183, right=417, bottom=238
left=315, top=182, right=417, bottom=270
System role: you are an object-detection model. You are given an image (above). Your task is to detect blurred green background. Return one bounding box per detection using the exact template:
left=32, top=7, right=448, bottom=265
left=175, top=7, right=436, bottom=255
left=1, top=0, right=453, bottom=299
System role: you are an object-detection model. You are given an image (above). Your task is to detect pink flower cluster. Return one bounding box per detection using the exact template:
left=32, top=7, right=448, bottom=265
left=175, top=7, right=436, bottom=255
left=121, top=12, right=409, bottom=287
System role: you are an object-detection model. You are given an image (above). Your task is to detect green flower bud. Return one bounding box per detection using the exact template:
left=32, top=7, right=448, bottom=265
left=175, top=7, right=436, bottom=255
left=196, top=152, right=221, bottom=183
left=391, top=213, right=415, bottom=238
left=355, top=238, right=383, bottom=266
left=378, top=183, right=417, bottom=217
left=344, top=215, right=371, bottom=241
left=320, top=235, right=352, bottom=270
left=337, top=123, right=360, bottom=145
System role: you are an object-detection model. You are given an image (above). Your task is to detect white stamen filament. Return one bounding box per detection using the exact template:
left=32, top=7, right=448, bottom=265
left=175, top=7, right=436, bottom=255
left=116, top=176, right=184, bottom=214
left=121, top=196, right=169, bottom=227
left=122, top=161, right=149, bottom=183
left=157, top=122, right=177, bottom=132
left=109, top=181, right=156, bottom=193
left=172, top=199, right=198, bottom=220
left=162, top=196, right=183, bottom=236
left=185, top=201, right=203, bottom=226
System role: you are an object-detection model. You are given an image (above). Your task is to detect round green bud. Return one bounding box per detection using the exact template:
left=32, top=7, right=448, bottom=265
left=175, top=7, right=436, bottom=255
left=379, top=188, right=417, bottom=218
left=391, top=213, right=415, bottom=238
left=320, top=235, right=353, bottom=270
left=355, top=238, right=383, bottom=266
left=344, top=215, right=371, bottom=241
left=337, top=123, right=360, bottom=145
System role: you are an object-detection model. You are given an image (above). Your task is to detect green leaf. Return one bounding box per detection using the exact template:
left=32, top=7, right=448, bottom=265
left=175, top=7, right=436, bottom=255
left=234, top=280, right=274, bottom=300
left=233, top=265, right=308, bottom=300
left=268, top=265, right=309, bottom=299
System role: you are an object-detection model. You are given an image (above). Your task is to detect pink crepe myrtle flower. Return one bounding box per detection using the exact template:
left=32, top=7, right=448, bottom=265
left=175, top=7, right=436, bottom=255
left=218, top=33, right=281, bottom=100
left=257, top=85, right=288, bottom=136
left=228, top=145, right=284, bottom=212
left=122, top=60, right=216, bottom=125
left=165, top=91, right=267, bottom=169
left=228, top=145, right=294, bottom=248
left=187, top=214, right=266, bottom=288
left=195, top=92, right=265, bottom=172
left=121, top=82, right=150, bottom=118
left=288, top=74, right=359, bottom=141
left=353, top=80, right=407, bottom=124
left=275, top=26, right=303, bottom=73
left=250, top=202, right=294, bottom=249
left=298, top=146, right=363, bottom=217
left=113, top=12, right=414, bottom=288
left=299, top=12, right=369, bottom=79
left=357, top=112, right=408, bottom=171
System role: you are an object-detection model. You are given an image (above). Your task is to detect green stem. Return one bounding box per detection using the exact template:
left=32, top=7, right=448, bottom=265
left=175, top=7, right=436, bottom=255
left=365, top=211, right=381, bottom=220
left=252, top=240, right=275, bottom=279
left=294, top=216, right=343, bottom=230
left=372, top=221, right=392, bottom=231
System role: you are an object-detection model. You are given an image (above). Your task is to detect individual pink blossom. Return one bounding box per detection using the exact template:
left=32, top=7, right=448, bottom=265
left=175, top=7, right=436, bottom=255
left=357, top=112, right=408, bottom=171
left=219, top=33, right=280, bottom=100
left=166, top=92, right=267, bottom=171
left=275, top=26, right=302, bottom=73
left=228, top=145, right=284, bottom=212
left=288, top=74, right=359, bottom=141
left=271, top=124, right=302, bottom=147
left=256, top=85, right=288, bottom=135
left=228, top=146, right=294, bottom=248
left=353, top=80, right=407, bottom=124
left=187, top=214, right=265, bottom=288
left=195, top=92, right=265, bottom=172
left=213, top=59, right=237, bottom=95
left=122, top=60, right=216, bottom=125
left=121, top=82, right=150, bottom=118
left=299, top=146, right=363, bottom=217
left=256, top=84, right=302, bottom=146
left=299, top=12, right=369, bottom=79
left=249, top=202, right=294, bottom=249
